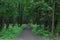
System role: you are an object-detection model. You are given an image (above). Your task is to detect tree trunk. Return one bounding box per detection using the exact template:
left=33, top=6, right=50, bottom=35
left=51, top=0, right=55, bottom=35
left=12, top=18, right=16, bottom=27
left=18, top=3, right=23, bottom=26
left=50, top=0, right=55, bottom=39
left=6, top=17, right=9, bottom=30
left=0, top=16, right=4, bottom=31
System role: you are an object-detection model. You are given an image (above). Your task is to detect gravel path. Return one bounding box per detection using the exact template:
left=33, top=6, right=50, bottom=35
left=16, top=24, right=44, bottom=40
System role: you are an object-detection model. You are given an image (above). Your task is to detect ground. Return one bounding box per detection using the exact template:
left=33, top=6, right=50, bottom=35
left=16, top=24, right=44, bottom=40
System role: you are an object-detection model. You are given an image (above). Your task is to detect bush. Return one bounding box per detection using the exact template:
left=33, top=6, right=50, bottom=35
left=31, top=24, right=50, bottom=37
left=0, top=24, right=24, bottom=40
left=56, top=24, right=60, bottom=34
left=20, top=24, right=27, bottom=29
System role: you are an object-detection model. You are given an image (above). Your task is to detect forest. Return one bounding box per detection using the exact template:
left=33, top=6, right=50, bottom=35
left=0, top=0, right=60, bottom=40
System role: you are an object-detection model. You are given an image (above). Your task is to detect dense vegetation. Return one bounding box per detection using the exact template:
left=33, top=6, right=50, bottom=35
left=0, top=24, right=26, bottom=40
left=0, top=0, right=60, bottom=40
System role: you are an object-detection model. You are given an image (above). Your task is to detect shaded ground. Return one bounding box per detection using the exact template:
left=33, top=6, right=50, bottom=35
left=16, top=24, right=44, bottom=40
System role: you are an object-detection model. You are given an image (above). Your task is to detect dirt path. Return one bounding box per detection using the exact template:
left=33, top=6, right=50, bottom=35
left=16, top=24, right=44, bottom=40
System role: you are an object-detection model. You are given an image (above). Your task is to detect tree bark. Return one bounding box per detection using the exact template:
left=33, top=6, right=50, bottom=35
left=51, top=0, right=55, bottom=35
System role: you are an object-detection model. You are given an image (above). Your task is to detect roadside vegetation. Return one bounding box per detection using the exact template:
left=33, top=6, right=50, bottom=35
left=0, top=24, right=26, bottom=40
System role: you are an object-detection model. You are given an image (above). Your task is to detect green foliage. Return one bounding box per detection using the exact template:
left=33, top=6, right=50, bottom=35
left=0, top=0, right=60, bottom=39
left=56, top=24, right=60, bottom=34
left=44, top=37, right=60, bottom=40
left=0, top=24, right=24, bottom=40
left=31, top=24, right=50, bottom=37
left=20, top=24, right=27, bottom=29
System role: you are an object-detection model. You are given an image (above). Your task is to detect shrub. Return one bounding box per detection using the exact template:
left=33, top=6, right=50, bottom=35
left=0, top=24, right=23, bottom=40
left=31, top=24, right=50, bottom=37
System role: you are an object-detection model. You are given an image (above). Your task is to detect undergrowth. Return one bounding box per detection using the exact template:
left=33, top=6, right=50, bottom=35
left=0, top=24, right=26, bottom=40
left=31, top=24, right=60, bottom=40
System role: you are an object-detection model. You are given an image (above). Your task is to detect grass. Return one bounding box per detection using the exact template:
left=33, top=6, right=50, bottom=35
left=0, top=24, right=26, bottom=40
